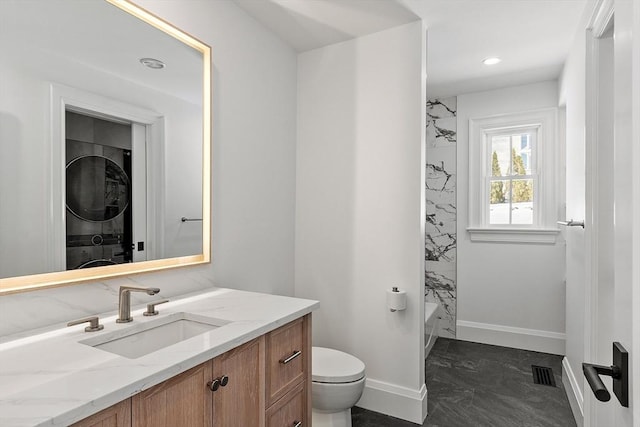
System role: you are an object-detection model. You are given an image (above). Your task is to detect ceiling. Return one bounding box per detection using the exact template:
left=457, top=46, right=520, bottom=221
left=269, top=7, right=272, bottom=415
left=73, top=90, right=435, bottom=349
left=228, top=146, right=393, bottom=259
left=234, top=0, right=590, bottom=98
left=234, top=0, right=419, bottom=52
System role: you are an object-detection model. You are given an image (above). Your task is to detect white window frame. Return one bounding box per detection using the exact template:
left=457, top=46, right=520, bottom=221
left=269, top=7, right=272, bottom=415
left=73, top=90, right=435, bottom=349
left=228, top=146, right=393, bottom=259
left=484, top=126, right=539, bottom=226
left=468, top=108, right=560, bottom=244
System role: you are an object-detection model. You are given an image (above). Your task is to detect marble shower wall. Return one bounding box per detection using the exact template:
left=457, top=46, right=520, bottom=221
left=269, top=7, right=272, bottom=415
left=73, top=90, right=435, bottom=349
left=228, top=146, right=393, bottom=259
left=425, top=97, right=457, bottom=338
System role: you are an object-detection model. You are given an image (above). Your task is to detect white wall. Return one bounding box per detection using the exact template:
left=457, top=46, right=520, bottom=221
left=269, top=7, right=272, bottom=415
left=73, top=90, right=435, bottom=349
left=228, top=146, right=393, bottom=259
left=295, top=22, right=427, bottom=423
left=0, top=66, right=52, bottom=278
left=456, top=81, right=567, bottom=354
left=153, top=0, right=300, bottom=296
left=0, top=0, right=298, bottom=337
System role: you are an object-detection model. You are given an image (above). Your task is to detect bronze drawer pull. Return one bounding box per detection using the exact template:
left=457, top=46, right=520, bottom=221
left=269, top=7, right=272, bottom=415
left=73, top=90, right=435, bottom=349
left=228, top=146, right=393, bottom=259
left=279, top=350, right=302, bottom=364
left=293, top=421, right=302, bottom=427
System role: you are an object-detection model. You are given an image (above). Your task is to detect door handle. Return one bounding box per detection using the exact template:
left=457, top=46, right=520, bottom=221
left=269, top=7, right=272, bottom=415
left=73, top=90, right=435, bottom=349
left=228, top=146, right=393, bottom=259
left=582, top=342, right=628, bottom=407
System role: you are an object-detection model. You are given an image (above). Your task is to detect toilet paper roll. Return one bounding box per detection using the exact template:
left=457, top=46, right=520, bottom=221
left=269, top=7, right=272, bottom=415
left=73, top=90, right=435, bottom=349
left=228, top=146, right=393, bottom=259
left=387, top=288, right=407, bottom=312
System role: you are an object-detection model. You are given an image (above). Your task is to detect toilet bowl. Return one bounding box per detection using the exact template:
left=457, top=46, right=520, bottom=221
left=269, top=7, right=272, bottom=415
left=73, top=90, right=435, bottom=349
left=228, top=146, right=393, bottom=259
left=312, top=346, right=366, bottom=427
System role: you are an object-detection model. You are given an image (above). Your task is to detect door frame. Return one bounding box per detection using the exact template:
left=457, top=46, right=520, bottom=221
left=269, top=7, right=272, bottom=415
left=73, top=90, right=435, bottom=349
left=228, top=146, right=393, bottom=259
left=631, top=0, right=640, bottom=423
left=584, top=0, right=614, bottom=424
left=584, top=0, right=639, bottom=425
left=633, top=0, right=640, bottom=422
left=49, top=83, right=165, bottom=271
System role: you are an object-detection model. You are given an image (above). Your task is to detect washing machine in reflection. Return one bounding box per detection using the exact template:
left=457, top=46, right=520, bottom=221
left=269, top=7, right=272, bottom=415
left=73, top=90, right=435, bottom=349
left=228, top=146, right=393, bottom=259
left=65, top=148, right=133, bottom=270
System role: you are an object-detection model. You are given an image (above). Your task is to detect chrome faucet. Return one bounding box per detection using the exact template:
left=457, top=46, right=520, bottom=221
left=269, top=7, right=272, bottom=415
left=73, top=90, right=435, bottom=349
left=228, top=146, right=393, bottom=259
left=116, top=286, right=161, bottom=323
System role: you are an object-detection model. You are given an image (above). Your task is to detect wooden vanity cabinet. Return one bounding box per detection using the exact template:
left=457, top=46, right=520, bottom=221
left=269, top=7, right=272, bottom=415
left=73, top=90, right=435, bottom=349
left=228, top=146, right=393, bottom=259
left=132, top=362, right=213, bottom=426
left=265, top=382, right=305, bottom=427
left=266, top=317, right=305, bottom=406
left=71, top=399, right=131, bottom=427
left=265, top=316, right=311, bottom=426
left=123, top=314, right=310, bottom=427
left=131, top=338, right=263, bottom=427
left=211, top=336, right=265, bottom=427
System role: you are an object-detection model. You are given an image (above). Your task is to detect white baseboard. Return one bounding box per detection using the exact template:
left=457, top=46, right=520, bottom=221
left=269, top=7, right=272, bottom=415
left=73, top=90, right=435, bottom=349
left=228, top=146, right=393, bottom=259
left=355, top=378, right=427, bottom=424
left=562, top=357, right=584, bottom=427
left=456, top=320, right=565, bottom=354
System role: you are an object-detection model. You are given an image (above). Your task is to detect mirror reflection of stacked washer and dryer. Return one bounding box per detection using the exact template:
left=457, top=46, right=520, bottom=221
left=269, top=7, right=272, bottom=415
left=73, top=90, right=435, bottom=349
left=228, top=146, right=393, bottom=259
left=65, top=111, right=133, bottom=270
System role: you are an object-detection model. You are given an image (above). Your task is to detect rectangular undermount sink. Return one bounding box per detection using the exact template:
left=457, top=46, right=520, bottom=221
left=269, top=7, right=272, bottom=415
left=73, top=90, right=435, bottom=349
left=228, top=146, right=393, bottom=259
left=81, top=312, right=230, bottom=359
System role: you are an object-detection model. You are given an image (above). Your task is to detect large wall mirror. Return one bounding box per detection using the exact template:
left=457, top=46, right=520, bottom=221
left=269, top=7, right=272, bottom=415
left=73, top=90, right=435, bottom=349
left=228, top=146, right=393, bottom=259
left=0, top=0, right=211, bottom=294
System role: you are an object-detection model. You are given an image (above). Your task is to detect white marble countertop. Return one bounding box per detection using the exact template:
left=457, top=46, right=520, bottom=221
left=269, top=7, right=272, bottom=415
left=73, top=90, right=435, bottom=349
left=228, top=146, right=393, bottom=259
left=0, top=287, right=319, bottom=427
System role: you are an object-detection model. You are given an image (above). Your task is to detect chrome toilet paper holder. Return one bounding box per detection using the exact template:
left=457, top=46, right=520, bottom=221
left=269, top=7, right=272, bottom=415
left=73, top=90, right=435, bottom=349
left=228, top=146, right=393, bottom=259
left=388, top=286, right=407, bottom=312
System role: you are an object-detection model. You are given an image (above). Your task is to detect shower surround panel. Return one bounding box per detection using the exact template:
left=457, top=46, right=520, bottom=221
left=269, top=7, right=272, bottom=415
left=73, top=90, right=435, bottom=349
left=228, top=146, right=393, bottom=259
left=425, top=97, right=457, bottom=338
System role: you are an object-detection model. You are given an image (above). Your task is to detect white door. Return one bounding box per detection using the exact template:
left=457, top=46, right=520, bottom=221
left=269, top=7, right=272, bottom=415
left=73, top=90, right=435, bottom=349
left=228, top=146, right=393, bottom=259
left=582, top=0, right=638, bottom=426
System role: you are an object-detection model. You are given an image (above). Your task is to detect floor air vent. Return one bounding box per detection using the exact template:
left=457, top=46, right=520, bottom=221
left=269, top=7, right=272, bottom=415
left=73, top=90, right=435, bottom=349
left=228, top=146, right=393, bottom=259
left=532, top=365, right=556, bottom=387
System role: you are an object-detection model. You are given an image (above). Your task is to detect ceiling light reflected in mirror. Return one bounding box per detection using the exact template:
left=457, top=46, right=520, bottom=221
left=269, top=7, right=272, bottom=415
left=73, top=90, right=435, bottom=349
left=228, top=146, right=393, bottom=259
left=140, top=57, right=166, bottom=69
left=482, top=57, right=502, bottom=66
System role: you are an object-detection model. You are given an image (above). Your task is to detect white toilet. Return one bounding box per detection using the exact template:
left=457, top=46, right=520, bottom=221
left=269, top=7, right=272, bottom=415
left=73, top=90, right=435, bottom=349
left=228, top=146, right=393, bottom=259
left=312, top=346, right=366, bottom=427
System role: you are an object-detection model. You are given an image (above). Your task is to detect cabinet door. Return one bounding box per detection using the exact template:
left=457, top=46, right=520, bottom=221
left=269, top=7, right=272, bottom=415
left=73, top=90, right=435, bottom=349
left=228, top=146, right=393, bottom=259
left=266, top=382, right=305, bottom=427
left=212, top=337, right=265, bottom=427
left=132, top=362, right=212, bottom=427
left=71, top=399, right=131, bottom=427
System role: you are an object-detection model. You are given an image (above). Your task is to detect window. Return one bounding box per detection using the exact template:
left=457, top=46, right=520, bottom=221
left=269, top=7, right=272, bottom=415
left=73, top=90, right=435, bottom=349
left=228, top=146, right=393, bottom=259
left=468, top=109, right=560, bottom=243
left=487, top=127, right=537, bottom=225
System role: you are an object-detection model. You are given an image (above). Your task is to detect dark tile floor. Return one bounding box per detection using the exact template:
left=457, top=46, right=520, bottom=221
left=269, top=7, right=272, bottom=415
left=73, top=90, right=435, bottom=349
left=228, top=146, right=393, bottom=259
left=352, top=338, right=577, bottom=427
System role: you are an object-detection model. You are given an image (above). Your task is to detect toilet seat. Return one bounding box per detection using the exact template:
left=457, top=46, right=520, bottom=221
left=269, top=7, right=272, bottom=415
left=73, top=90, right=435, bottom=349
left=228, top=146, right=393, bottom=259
left=312, top=347, right=365, bottom=383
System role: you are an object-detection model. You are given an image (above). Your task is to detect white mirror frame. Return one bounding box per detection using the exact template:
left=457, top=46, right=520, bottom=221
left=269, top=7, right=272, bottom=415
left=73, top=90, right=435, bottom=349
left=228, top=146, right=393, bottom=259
left=0, top=0, right=211, bottom=295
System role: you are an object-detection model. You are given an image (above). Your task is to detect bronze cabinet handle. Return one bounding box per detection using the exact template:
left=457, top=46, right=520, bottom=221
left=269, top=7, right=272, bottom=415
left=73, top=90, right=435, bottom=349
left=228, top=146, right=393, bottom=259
left=279, top=350, right=302, bottom=364
left=220, top=375, right=229, bottom=387
left=207, top=375, right=229, bottom=392
left=208, top=378, right=220, bottom=392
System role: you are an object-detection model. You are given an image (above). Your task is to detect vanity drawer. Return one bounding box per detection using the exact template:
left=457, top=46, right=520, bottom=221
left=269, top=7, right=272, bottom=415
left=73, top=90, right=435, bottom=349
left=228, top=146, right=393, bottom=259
left=266, top=382, right=305, bottom=427
left=265, top=317, right=309, bottom=406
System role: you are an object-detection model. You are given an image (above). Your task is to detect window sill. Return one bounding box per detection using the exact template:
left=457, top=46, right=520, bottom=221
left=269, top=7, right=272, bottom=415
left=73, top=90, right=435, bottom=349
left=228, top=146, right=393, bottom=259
left=467, top=227, right=560, bottom=244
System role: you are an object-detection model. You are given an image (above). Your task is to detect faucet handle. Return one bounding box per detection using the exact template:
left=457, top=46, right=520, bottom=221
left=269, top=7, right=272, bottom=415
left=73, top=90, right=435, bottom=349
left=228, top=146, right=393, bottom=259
left=67, top=316, right=104, bottom=332
left=143, top=299, right=170, bottom=316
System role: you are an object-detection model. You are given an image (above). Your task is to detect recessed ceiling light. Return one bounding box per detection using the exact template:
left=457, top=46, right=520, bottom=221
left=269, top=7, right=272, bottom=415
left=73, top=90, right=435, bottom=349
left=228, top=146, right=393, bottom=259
left=140, top=58, right=165, bottom=69
left=483, top=57, right=502, bottom=66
